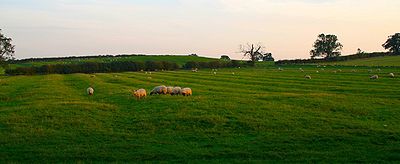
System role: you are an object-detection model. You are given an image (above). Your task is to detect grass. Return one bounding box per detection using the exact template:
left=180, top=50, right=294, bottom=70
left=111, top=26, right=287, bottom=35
left=324, top=55, right=400, bottom=66
left=1, top=65, right=400, bottom=162
left=11, top=55, right=218, bottom=68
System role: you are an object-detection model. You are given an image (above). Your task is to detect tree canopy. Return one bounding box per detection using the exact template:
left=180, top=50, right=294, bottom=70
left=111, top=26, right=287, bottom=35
left=0, top=29, right=15, bottom=66
left=310, top=34, right=343, bottom=59
left=382, top=33, right=400, bottom=55
left=220, top=55, right=230, bottom=60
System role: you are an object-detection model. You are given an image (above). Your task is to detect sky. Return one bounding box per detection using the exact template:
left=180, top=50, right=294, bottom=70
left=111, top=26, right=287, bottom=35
left=0, top=0, right=399, bottom=60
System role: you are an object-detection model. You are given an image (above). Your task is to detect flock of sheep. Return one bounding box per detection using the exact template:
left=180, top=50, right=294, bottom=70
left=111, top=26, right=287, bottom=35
left=86, top=85, right=192, bottom=100
left=85, top=67, right=395, bottom=98
left=291, top=67, right=396, bottom=80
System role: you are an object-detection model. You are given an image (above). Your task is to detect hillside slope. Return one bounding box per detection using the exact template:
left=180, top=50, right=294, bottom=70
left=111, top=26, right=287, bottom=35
left=10, top=55, right=218, bottom=68
left=324, top=55, right=400, bottom=66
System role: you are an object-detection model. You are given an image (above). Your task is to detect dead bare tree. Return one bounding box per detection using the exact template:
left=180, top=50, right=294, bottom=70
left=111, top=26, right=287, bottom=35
left=239, top=43, right=265, bottom=63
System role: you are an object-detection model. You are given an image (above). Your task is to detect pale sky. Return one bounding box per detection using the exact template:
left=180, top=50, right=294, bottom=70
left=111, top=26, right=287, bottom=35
left=1, top=0, right=399, bottom=60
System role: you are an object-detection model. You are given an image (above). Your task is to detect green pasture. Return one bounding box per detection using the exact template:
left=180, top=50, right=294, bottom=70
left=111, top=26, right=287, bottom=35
left=1, top=65, right=399, bottom=162
left=324, top=55, right=400, bottom=66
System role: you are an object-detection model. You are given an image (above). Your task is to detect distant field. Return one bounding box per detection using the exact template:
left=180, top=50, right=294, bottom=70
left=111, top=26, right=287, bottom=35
left=324, top=55, right=400, bottom=66
left=10, top=55, right=218, bottom=68
left=1, top=65, right=399, bottom=162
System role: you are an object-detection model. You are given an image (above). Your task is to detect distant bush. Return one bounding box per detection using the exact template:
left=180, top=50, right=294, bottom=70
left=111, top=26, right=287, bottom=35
left=220, top=55, right=230, bottom=60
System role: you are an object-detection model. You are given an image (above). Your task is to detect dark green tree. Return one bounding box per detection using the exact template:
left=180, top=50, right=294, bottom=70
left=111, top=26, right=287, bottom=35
left=220, top=55, right=230, bottom=60
left=310, top=34, right=343, bottom=59
left=0, top=29, right=15, bottom=67
left=382, top=33, right=400, bottom=54
left=262, top=53, right=274, bottom=61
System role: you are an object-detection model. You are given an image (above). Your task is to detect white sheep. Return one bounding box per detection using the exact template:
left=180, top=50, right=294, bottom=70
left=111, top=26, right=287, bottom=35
left=389, top=73, right=395, bottom=78
left=370, top=75, right=379, bottom=79
left=166, top=86, right=174, bottom=94
left=181, top=88, right=192, bottom=96
left=133, top=89, right=147, bottom=100
left=305, top=75, right=311, bottom=79
left=150, top=85, right=167, bottom=95
left=87, top=87, right=94, bottom=96
left=171, top=87, right=182, bottom=95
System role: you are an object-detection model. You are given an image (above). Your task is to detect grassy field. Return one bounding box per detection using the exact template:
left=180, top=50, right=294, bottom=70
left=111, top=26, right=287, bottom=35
left=1, top=65, right=400, bottom=162
left=11, top=55, right=217, bottom=68
left=324, top=55, right=400, bottom=66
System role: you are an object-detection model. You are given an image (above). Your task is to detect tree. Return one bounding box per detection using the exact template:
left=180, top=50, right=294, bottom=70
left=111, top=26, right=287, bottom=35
left=220, top=55, right=230, bottom=60
left=262, top=53, right=274, bottom=61
left=310, top=34, right=343, bottom=59
left=0, top=29, right=15, bottom=67
left=240, top=43, right=265, bottom=63
left=357, top=48, right=364, bottom=54
left=382, top=33, right=400, bottom=55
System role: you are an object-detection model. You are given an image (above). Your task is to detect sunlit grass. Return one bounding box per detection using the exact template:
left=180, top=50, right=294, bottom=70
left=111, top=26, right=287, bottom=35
left=0, top=65, right=400, bottom=162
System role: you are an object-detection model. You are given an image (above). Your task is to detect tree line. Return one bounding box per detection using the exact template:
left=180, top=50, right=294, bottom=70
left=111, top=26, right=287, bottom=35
left=5, top=60, right=251, bottom=76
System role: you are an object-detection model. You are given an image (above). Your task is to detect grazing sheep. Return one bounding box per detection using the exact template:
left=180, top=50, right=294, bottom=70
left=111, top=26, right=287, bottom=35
left=370, top=75, right=379, bottom=79
left=299, top=68, right=304, bottom=72
left=133, top=89, right=147, bottom=99
left=90, top=75, right=96, bottom=78
left=278, top=67, right=283, bottom=71
left=166, top=86, right=174, bottom=94
left=338, top=69, right=342, bottom=72
left=213, top=72, right=217, bottom=75
left=150, top=85, right=167, bottom=95
left=232, top=72, right=235, bottom=75
left=389, top=73, right=395, bottom=78
left=192, top=68, right=198, bottom=72
left=171, top=87, right=182, bottom=95
left=305, top=75, right=311, bottom=79
left=181, top=88, right=192, bottom=96
left=316, top=70, right=319, bottom=73
left=87, top=87, right=94, bottom=96
left=377, top=68, right=381, bottom=72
